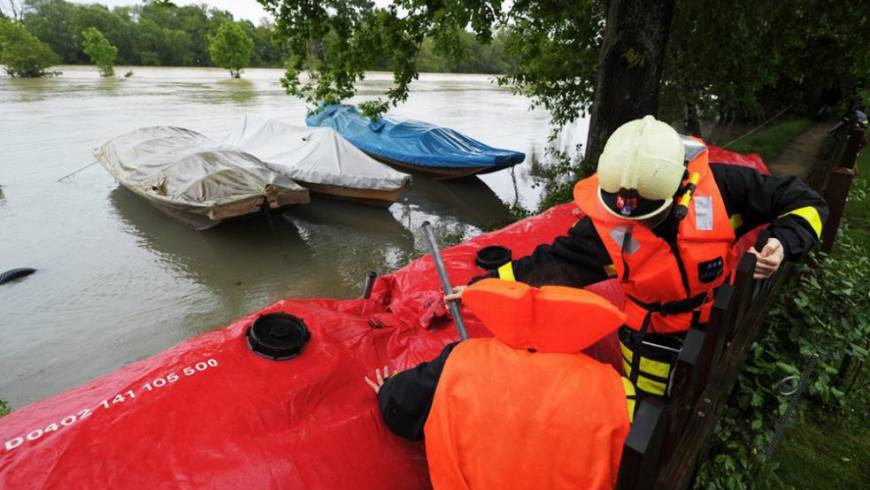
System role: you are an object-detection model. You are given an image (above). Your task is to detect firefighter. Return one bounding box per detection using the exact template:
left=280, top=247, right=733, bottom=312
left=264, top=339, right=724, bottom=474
left=449, top=115, right=828, bottom=399
left=366, top=268, right=635, bottom=490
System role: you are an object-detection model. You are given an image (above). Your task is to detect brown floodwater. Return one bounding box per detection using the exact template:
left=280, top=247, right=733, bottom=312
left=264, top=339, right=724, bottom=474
left=0, top=65, right=586, bottom=408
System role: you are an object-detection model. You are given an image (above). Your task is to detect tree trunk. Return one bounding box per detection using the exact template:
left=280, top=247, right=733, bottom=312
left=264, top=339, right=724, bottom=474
left=585, top=0, right=677, bottom=167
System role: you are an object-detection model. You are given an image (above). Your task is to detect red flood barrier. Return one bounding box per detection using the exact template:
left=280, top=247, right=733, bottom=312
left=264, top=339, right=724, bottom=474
left=0, top=145, right=765, bottom=489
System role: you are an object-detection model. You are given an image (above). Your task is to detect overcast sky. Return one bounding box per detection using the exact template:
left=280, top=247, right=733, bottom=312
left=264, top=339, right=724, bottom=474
left=1, top=1, right=394, bottom=23
left=0, top=1, right=272, bottom=22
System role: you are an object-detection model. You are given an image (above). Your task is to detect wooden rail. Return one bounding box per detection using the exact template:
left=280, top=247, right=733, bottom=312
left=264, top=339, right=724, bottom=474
left=616, top=110, right=867, bottom=489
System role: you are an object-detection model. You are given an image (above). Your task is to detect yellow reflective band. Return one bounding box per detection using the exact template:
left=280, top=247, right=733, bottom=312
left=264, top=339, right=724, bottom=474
left=497, top=262, right=516, bottom=281
left=623, top=359, right=632, bottom=376
left=730, top=213, right=743, bottom=230
left=637, top=376, right=667, bottom=395
left=621, top=340, right=671, bottom=379
left=622, top=377, right=636, bottom=423
left=639, top=356, right=671, bottom=379
left=604, top=264, right=618, bottom=277
left=781, top=206, right=823, bottom=238
left=620, top=341, right=633, bottom=362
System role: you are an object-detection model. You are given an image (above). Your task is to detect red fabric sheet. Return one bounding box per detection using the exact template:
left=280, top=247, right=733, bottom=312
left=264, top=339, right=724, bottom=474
left=0, top=147, right=768, bottom=489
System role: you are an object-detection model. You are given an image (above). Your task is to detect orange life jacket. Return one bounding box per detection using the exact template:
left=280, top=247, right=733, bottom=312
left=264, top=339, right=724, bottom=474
left=424, top=279, right=631, bottom=490
left=573, top=145, right=735, bottom=334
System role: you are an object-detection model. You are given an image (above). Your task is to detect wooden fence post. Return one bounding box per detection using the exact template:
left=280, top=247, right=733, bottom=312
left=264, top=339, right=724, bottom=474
left=821, top=111, right=867, bottom=252
left=617, top=398, right=667, bottom=490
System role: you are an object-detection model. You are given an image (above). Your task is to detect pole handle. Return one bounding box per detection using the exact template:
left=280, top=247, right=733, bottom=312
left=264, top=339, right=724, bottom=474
left=421, top=221, right=469, bottom=340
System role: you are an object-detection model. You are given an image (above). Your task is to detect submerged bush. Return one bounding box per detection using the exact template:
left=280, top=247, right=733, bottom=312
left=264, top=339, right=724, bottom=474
left=0, top=19, right=57, bottom=77
left=208, top=21, right=253, bottom=79
left=81, top=27, right=117, bottom=77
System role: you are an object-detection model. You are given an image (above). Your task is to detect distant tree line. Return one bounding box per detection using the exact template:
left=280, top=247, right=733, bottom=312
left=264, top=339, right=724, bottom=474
left=0, top=0, right=513, bottom=74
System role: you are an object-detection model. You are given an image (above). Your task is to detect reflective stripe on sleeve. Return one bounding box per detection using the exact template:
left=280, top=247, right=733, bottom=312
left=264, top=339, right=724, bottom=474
left=497, top=262, right=516, bottom=281
left=781, top=206, right=823, bottom=238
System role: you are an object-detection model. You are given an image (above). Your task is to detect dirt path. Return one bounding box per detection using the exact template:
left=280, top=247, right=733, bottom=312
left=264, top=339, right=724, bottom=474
left=768, top=123, right=830, bottom=178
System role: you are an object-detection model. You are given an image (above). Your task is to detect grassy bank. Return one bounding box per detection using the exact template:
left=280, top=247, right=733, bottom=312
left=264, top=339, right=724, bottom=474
left=725, top=119, right=814, bottom=162
left=0, top=399, right=9, bottom=417
left=766, top=132, right=870, bottom=489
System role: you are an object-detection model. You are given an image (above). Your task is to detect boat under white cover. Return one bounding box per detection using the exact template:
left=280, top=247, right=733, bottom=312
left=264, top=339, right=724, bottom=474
left=95, top=126, right=310, bottom=226
left=221, top=116, right=411, bottom=205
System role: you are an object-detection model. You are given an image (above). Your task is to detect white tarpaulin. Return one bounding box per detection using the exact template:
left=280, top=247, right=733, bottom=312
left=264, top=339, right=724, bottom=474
left=95, top=126, right=309, bottom=222
left=220, top=116, right=411, bottom=192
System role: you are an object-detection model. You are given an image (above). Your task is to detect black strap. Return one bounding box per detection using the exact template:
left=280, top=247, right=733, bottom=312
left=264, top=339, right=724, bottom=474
left=626, top=292, right=708, bottom=316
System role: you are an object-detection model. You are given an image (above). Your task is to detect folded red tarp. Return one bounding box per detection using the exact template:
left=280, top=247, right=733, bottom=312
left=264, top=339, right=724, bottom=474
left=0, top=145, right=766, bottom=489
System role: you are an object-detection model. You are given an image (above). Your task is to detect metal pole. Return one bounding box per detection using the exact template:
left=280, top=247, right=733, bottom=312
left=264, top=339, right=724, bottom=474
left=762, top=353, right=818, bottom=463
left=421, top=221, right=469, bottom=340
left=362, top=271, right=377, bottom=299
left=57, top=161, right=98, bottom=182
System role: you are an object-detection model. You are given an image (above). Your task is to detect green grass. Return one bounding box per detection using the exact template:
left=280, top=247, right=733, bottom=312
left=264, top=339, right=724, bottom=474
left=840, top=142, right=870, bottom=250
left=0, top=399, right=9, bottom=417
left=769, top=416, right=870, bottom=489
left=767, top=132, right=870, bottom=489
left=725, top=119, right=814, bottom=162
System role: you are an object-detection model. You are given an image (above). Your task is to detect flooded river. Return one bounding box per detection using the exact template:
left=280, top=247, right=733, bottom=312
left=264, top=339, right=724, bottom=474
left=0, top=66, right=586, bottom=408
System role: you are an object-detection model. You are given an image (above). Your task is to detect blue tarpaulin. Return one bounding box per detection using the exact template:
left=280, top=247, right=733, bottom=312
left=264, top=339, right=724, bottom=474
left=306, top=104, right=526, bottom=171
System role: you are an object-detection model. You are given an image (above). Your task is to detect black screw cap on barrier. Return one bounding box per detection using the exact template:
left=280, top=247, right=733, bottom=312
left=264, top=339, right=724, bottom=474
left=475, top=245, right=512, bottom=271
left=247, top=313, right=311, bottom=361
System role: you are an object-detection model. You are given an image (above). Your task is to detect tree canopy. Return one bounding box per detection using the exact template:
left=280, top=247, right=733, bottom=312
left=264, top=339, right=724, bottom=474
left=0, top=17, right=57, bottom=77
left=208, top=20, right=254, bottom=78
left=6, top=0, right=513, bottom=75
left=81, top=26, right=116, bottom=77
left=17, top=0, right=284, bottom=68
left=258, top=0, right=870, bottom=137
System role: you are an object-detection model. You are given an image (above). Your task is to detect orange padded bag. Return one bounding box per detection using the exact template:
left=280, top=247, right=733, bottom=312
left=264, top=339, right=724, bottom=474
left=424, top=279, right=630, bottom=489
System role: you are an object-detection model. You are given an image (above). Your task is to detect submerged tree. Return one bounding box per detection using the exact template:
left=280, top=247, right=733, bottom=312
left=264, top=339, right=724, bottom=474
left=208, top=20, right=253, bottom=78
left=81, top=26, right=117, bottom=77
left=0, top=18, right=58, bottom=77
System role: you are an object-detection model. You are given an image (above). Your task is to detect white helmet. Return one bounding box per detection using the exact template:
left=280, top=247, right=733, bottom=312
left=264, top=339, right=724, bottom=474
left=596, top=115, right=686, bottom=220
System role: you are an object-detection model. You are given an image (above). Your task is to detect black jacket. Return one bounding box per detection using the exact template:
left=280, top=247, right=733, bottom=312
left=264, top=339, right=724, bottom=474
left=376, top=165, right=827, bottom=440
left=377, top=342, right=459, bottom=441
left=494, top=163, right=829, bottom=286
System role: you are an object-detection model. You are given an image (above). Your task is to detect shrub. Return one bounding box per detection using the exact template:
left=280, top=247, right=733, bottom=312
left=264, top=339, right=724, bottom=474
left=696, top=232, right=870, bottom=489
left=208, top=21, right=253, bottom=79
left=81, top=27, right=118, bottom=77
left=0, top=19, right=57, bottom=77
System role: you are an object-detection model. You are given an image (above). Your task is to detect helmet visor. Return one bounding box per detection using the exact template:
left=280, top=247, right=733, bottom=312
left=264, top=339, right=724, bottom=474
left=598, top=187, right=673, bottom=221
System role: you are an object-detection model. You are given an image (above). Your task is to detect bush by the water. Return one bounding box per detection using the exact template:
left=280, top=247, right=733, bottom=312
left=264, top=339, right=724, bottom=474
left=81, top=27, right=117, bottom=77
left=0, top=19, right=57, bottom=77
left=209, top=21, right=254, bottom=79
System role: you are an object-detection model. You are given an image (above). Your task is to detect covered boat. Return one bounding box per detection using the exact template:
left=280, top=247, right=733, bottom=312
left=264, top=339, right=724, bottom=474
left=221, top=117, right=411, bottom=205
left=305, top=104, right=526, bottom=178
left=95, top=126, right=310, bottom=227
left=1, top=145, right=767, bottom=489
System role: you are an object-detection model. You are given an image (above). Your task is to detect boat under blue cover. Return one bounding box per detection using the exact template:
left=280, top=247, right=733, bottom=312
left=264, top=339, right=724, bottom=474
left=306, top=104, right=526, bottom=177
